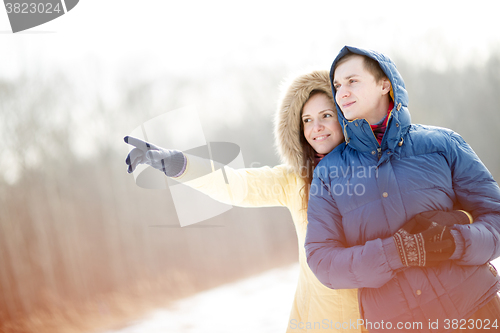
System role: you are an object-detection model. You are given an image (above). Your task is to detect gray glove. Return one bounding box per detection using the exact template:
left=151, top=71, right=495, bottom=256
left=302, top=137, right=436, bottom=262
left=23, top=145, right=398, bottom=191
left=124, top=136, right=186, bottom=177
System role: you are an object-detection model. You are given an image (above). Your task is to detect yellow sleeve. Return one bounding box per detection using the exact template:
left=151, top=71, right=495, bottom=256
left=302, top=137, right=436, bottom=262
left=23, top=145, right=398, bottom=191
left=174, top=155, right=297, bottom=208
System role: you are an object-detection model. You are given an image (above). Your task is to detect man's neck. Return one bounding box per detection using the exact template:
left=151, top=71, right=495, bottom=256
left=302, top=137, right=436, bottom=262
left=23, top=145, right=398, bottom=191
left=367, top=99, right=391, bottom=124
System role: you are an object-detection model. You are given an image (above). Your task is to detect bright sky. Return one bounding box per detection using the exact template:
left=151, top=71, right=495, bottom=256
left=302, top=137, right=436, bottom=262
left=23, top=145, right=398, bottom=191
left=1, top=0, right=499, bottom=79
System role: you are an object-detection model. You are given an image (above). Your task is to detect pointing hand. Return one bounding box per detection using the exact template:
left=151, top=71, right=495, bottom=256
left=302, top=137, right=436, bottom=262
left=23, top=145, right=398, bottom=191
left=124, top=136, right=186, bottom=177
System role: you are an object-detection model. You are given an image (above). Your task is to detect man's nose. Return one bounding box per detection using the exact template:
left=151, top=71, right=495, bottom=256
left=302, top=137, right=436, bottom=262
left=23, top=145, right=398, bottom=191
left=337, top=86, right=349, bottom=98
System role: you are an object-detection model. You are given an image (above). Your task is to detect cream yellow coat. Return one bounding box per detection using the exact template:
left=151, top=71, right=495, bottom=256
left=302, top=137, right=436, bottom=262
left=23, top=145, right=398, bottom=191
left=177, top=161, right=367, bottom=333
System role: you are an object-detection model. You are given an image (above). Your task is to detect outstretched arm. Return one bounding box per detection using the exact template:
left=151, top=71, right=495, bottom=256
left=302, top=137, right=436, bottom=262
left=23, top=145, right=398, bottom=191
left=124, top=136, right=294, bottom=208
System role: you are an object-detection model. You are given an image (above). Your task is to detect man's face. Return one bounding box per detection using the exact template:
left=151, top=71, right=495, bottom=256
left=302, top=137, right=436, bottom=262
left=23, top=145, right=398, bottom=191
left=333, top=55, right=390, bottom=124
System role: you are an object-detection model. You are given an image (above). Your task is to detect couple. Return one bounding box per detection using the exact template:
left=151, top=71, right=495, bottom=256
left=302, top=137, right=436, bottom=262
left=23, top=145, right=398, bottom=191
left=125, top=46, right=500, bottom=332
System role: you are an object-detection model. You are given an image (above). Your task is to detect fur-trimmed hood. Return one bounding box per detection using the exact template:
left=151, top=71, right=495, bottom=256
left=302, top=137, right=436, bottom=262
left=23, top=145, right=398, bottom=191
left=274, top=70, right=333, bottom=172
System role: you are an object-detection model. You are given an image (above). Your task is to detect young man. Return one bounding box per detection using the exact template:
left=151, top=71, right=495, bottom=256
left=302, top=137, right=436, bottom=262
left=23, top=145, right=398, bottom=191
left=305, top=46, right=500, bottom=332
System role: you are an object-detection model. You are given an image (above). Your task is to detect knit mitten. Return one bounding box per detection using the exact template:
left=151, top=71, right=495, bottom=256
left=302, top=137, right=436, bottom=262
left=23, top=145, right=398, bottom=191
left=393, top=215, right=455, bottom=267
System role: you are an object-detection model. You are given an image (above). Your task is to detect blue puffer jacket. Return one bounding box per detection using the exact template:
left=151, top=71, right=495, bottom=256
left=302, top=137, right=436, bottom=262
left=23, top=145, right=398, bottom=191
left=305, top=46, right=500, bottom=332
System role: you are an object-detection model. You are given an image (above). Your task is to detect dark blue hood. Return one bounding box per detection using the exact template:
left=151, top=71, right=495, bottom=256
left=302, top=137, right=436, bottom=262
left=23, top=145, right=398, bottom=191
left=329, top=46, right=411, bottom=152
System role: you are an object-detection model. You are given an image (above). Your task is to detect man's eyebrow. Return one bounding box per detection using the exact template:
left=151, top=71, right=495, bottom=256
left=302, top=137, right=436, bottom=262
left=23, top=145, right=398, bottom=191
left=333, top=74, right=358, bottom=83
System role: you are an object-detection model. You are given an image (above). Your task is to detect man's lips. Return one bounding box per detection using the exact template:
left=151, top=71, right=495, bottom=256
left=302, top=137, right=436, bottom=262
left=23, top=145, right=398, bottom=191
left=342, top=101, right=355, bottom=108
left=314, top=134, right=330, bottom=141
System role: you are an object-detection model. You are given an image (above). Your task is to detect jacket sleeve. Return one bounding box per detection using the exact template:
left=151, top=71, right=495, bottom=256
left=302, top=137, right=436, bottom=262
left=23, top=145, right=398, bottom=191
left=305, top=175, right=404, bottom=289
left=446, top=132, right=500, bottom=265
left=174, top=154, right=293, bottom=208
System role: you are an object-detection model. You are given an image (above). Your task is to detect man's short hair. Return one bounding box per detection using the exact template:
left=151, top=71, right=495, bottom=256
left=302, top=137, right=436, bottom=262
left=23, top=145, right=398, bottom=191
left=334, top=53, right=387, bottom=83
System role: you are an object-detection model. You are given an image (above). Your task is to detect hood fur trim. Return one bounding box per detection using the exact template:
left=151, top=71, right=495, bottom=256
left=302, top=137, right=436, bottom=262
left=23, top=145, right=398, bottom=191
left=274, top=70, right=333, bottom=172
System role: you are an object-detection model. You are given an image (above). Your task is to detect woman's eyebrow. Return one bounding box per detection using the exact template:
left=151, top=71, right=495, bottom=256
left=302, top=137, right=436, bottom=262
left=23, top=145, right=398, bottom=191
left=302, top=109, right=335, bottom=118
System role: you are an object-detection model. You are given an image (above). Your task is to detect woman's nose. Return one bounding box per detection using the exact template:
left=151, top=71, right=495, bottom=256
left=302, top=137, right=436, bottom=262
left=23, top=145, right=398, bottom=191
left=313, top=121, right=324, bottom=132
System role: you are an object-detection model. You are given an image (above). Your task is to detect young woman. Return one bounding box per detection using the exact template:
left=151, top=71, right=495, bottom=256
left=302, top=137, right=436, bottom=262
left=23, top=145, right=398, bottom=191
left=125, top=70, right=367, bottom=333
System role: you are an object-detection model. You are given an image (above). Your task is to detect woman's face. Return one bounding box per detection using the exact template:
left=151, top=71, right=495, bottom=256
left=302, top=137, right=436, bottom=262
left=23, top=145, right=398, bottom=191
left=302, top=93, right=344, bottom=154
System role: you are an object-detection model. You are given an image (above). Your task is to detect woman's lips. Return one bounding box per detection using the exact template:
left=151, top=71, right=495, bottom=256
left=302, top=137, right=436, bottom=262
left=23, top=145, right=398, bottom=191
left=314, top=134, right=330, bottom=141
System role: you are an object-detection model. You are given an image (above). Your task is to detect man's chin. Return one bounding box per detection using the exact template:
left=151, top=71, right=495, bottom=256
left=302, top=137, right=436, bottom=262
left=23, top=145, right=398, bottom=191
left=341, top=111, right=355, bottom=121
left=343, top=114, right=356, bottom=121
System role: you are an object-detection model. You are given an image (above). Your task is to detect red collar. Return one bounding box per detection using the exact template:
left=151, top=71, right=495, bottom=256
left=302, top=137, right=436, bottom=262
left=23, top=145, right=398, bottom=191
left=314, top=153, right=326, bottom=167
left=370, top=101, right=394, bottom=144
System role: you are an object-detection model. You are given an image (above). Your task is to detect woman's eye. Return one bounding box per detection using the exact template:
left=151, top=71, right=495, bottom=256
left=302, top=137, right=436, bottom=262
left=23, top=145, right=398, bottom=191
left=303, top=118, right=310, bottom=123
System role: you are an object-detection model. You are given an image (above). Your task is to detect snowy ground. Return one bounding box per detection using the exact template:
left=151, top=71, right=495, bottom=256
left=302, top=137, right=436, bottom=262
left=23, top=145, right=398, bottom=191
left=102, top=264, right=299, bottom=333
left=105, top=259, right=500, bottom=333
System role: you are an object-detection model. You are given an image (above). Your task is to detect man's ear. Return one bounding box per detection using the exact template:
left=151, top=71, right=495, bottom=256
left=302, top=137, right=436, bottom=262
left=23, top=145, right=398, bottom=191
left=381, top=78, right=391, bottom=95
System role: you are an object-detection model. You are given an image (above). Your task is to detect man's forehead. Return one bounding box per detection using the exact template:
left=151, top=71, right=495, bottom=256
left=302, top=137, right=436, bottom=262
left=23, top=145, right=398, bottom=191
left=334, top=56, right=365, bottom=80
